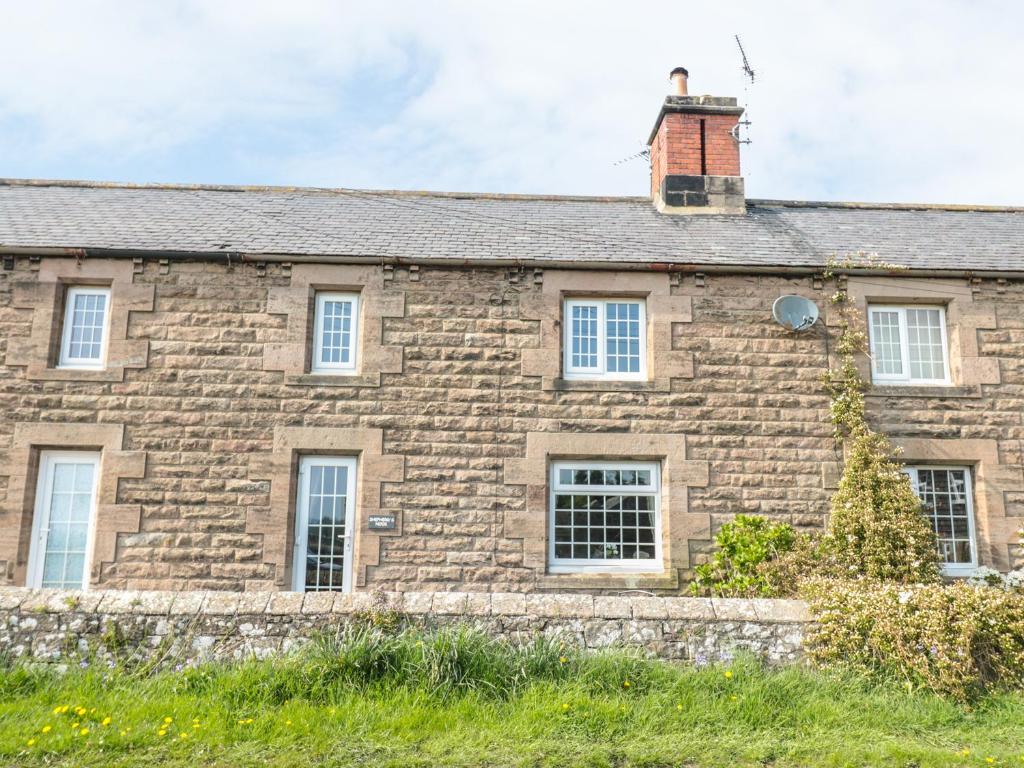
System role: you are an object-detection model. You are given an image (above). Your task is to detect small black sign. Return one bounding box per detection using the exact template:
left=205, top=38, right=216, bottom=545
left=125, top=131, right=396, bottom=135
left=368, top=514, right=396, bottom=530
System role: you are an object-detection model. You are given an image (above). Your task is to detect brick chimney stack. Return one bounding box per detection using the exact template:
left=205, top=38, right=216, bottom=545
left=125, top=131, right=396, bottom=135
left=647, top=67, right=746, bottom=214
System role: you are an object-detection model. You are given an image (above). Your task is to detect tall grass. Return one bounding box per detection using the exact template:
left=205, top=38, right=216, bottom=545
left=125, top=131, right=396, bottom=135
left=0, top=623, right=1022, bottom=767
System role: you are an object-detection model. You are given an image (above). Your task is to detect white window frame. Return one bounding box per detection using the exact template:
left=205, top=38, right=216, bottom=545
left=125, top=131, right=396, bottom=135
left=548, top=460, right=662, bottom=574
left=867, top=304, right=951, bottom=386
left=562, top=298, right=648, bottom=381
left=311, top=292, right=360, bottom=374
left=58, top=286, right=111, bottom=370
left=26, top=450, right=101, bottom=590
left=903, top=465, right=978, bottom=576
left=292, top=455, right=358, bottom=592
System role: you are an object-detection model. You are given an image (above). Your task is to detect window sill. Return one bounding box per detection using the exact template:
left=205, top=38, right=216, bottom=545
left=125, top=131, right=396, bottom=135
left=285, top=373, right=382, bottom=388
left=537, top=570, right=678, bottom=591
left=867, top=384, right=982, bottom=399
left=552, top=378, right=668, bottom=393
left=24, top=367, right=125, bottom=383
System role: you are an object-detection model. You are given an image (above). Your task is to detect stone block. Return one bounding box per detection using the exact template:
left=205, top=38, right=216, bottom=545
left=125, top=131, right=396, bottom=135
left=710, top=599, right=759, bottom=621
left=630, top=597, right=669, bottom=620
left=266, top=592, right=305, bottom=615
left=751, top=599, right=811, bottom=623
left=202, top=592, right=242, bottom=615
left=490, top=592, right=527, bottom=616
left=593, top=595, right=632, bottom=619
left=526, top=594, right=594, bottom=618
left=431, top=592, right=469, bottom=615
left=664, top=598, right=715, bottom=621
left=302, top=592, right=336, bottom=614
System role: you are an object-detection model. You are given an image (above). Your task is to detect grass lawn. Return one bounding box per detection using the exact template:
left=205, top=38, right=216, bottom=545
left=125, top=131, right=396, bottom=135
left=0, top=626, right=1022, bottom=767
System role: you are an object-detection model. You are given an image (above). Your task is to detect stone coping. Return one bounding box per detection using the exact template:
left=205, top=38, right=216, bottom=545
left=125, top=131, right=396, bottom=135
left=0, top=588, right=810, bottom=623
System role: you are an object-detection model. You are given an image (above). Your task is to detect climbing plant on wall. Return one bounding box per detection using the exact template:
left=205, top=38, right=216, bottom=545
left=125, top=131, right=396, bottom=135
left=820, top=258, right=941, bottom=584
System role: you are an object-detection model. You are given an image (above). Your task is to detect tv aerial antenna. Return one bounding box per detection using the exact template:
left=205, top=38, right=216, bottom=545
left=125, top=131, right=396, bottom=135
left=735, top=34, right=756, bottom=83
left=731, top=34, right=755, bottom=146
left=612, top=146, right=650, bottom=166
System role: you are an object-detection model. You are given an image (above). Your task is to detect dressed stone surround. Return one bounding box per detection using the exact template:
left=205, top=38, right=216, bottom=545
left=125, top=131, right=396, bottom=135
left=0, top=588, right=810, bottom=665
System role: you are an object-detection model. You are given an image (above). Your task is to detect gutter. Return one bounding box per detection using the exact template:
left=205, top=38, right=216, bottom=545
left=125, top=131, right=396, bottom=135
left=1, top=244, right=1022, bottom=281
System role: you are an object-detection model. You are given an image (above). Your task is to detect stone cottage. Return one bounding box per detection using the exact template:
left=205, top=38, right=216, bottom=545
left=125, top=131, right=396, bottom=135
left=1, top=68, right=1022, bottom=597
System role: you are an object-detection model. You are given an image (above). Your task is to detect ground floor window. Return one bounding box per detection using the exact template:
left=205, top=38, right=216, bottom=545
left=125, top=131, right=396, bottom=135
left=904, top=465, right=977, bottom=574
left=27, top=451, right=100, bottom=589
left=293, top=455, right=357, bottom=592
left=549, top=461, right=662, bottom=573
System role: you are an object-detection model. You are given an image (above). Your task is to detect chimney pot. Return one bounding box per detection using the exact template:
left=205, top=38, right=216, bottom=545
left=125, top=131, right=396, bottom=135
left=669, top=67, right=689, bottom=96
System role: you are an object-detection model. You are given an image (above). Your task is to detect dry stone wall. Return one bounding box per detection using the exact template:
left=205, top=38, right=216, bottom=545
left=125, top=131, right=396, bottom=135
left=0, top=257, right=1020, bottom=592
left=0, top=588, right=809, bottom=665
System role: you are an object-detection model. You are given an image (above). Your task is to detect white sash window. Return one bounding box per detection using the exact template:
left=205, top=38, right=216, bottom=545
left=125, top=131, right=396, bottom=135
left=563, top=299, right=647, bottom=380
left=312, top=292, right=360, bottom=374
left=59, top=287, right=111, bottom=369
left=549, top=461, right=662, bottom=573
left=868, top=305, right=950, bottom=385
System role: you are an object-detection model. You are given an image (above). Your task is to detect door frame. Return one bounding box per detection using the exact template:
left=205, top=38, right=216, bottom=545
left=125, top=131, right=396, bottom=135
left=26, top=450, right=101, bottom=590
left=292, top=455, right=358, bottom=592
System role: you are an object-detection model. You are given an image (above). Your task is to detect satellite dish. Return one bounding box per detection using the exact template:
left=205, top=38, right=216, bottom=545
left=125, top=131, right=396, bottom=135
left=772, top=295, right=819, bottom=332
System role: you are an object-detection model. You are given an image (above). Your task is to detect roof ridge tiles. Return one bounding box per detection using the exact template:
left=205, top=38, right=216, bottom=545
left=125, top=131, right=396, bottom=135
left=0, top=177, right=1020, bottom=213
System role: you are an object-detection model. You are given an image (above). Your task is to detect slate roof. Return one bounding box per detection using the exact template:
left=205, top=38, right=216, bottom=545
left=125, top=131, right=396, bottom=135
left=0, top=179, right=1022, bottom=273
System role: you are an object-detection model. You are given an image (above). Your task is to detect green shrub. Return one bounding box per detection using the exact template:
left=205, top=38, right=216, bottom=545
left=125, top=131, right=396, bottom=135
left=690, top=515, right=797, bottom=597
left=804, top=578, right=1024, bottom=701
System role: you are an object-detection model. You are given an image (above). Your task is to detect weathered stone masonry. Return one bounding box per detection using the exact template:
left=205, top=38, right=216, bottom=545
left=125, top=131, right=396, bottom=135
left=0, top=256, right=1021, bottom=592
left=0, top=587, right=810, bottom=665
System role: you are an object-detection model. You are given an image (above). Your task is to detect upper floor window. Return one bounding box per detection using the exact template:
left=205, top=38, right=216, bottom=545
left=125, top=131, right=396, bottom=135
left=867, top=305, right=950, bottom=385
left=312, top=292, right=360, bottom=374
left=58, top=287, right=111, bottom=369
left=549, top=460, right=661, bottom=573
left=563, top=298, right=647, bottom=380
left=904, top=465, right=977, bottom=575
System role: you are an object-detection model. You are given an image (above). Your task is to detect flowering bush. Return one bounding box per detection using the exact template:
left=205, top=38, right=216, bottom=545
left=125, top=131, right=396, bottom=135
left=804, top=578, right=1024, bottom=701
left=689, top=515, right=797, bottom=597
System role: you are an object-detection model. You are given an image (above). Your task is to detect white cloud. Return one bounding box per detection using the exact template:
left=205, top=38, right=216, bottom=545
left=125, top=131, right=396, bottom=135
left=0, top=0, right=1020, bottom=203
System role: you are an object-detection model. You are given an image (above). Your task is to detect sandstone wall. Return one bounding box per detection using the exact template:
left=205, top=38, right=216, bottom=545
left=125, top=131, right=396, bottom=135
left=0, top=257, right=1020, bottom=592
left=0, top=587, right=809, bottom=665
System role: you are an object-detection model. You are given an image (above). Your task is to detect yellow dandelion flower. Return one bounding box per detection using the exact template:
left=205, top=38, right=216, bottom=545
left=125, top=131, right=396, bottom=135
left=101, top=717, right=112, bottom=727
left=163, top=717, right=173, bottom=724
left=90, top=708, right=96, bottom=714
left=71, top=722, right=80, bottom=729
left=987, top=759, right=995, bottom=765
left=119, top=731, right=127, bottom=737
left=158, top=730, right=167, bottom=737
left=623, top=680, right=631, bottom=688
left=561, top=703, right=569, bottom=710
left=179, top=732, right=189, bottom=740
left=26, top=739, right=36, bottom=747
left=730, top=695, right=738, bottom=702
left=41, top=725, right=52, bottom=734
left=676, top=704, right=683, bottom=711
left=52, top=706, right=62, bottom=715
left=79, top=728, right=89, bottom=736
left=75, top=707, right=86, bottom=717
left=724, top=670, right=733, bottom=679
left=559, top=656, right=567, bottom=664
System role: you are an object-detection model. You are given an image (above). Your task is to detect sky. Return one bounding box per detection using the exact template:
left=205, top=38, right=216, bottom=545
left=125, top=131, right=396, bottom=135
left=1, top=1, right=1021, bottom=205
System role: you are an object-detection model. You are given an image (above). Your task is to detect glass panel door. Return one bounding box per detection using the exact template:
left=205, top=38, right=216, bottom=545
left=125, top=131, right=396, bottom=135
left=29, top=452, right=100, bottom=589
left=293, top=456, right=357, bottom=592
